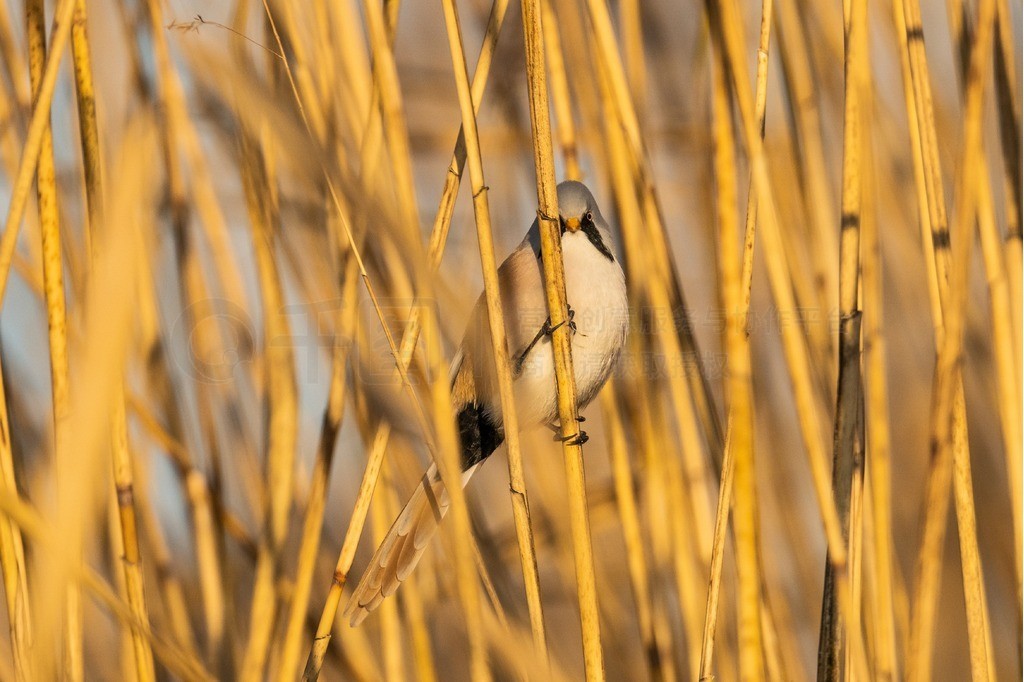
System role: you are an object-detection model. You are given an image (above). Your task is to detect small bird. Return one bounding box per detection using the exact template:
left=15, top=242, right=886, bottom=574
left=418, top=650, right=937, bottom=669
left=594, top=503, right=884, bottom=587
left=344, top=180, right=629, bottom=625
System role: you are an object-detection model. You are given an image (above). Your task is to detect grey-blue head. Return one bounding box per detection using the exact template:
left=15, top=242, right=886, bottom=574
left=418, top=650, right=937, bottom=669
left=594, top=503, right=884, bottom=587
left=526, top=180, right=617, bottom=262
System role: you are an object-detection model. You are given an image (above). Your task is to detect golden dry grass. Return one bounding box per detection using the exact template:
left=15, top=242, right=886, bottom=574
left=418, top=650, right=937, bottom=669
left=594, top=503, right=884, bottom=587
left=0, top=0, right=1019, bottom=680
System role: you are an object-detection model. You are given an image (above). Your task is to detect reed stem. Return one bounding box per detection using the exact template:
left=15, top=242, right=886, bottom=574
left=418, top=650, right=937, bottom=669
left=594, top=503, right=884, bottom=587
left=520, top=0, right=604, bottom=677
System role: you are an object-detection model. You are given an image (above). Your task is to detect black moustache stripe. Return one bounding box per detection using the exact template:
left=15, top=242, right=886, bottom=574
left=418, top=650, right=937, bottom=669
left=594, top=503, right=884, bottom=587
left=582, top=222, right=615, bottom=262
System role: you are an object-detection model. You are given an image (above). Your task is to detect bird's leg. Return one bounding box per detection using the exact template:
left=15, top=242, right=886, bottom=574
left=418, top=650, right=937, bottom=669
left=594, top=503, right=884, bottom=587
left=513, top=316, right=565, bottom=376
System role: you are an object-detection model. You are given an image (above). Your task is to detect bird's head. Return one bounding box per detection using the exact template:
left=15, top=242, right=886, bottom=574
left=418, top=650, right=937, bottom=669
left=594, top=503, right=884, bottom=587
left=555, top=180, right=616, bottom=261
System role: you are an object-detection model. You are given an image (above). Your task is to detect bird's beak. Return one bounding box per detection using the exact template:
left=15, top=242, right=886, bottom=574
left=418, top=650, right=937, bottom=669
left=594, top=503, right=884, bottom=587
left=564, top=217, right=581, bottom=232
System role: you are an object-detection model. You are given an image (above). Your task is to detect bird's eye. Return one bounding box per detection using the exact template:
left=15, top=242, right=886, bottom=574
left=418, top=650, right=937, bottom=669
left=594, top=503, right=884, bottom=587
left=585, top=211, right=594, bottom=224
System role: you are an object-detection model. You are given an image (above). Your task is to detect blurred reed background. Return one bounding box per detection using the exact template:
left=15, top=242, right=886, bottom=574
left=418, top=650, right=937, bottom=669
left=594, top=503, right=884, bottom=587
left=0, top=0, right=1019, bottom=679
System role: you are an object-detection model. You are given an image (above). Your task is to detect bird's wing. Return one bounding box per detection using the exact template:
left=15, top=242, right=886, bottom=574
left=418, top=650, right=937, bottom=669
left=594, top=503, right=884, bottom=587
left=498, top=241, right=548, bottom=357
left=344, top=461, right=480, bottom=626
left=459, top=243, right=548, bottom=394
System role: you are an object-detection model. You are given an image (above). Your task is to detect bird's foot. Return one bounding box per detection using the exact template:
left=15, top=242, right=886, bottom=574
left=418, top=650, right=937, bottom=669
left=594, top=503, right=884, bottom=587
left=541, top=316, right=565, bottom=336
left=553, top=430, right=589, bottom=446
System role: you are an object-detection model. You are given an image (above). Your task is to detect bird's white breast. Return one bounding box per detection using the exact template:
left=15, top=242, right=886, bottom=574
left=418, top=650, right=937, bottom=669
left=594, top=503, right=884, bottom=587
left=507, top=231, right=629, bottom=426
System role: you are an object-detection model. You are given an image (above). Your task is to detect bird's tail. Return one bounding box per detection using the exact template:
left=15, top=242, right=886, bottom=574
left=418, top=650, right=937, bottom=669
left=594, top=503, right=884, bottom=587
left=344, top=461, right=480, bottom=626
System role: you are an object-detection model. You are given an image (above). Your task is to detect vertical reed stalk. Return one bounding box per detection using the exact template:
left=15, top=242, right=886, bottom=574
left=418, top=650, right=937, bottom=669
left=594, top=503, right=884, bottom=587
left=585, top=8, right=719, bottom=610
left=110, top=393, right=156, bottom=682
left=520, top=0, right=604, bottom=677
left=25, top=0, right=79, bottom=677
left=0, top=352, right=31, bottom=681
left=861, top=99, right=899, bottom=682
left=0, top=0, right=75, bottom=308
left=540, top=0, right=580, bottom=182
left=69, top=0, right=101, bottom=236
left=700, top=0, right=772, bottom=675
left=773, top=0, right=840, bottom=365
left=440, top=0, right=548, bottom=660
left=618, top=0, right=646, bottom=120
left=817, top=0, right=867, bottom=676
left=708, top=19, right=757, bottom=682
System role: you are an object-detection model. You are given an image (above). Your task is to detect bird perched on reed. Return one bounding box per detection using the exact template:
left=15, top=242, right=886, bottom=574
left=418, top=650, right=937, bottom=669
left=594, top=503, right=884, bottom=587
left=345, top=181, right=628, bottom=625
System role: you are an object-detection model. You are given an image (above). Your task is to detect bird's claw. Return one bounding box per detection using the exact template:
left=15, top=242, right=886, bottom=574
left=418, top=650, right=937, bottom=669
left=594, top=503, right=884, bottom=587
left=553, top=430, right=589, bottom=446
left=541, top=317, right=565, bottom=336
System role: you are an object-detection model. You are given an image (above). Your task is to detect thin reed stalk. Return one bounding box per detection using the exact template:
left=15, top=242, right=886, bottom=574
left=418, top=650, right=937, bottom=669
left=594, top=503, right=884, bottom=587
left=0, top=0, right=75, bottom=308
left=109, top=392, right=156, bottom=682
left=69, top=0, right=101, bottom=236
left=861, top=92, right=899, bottom=682
left=817, top=0, right=867, bottom=676
left=0, top=351, right=31, bottom=681
left=441, top=0, right=548, bottom=660
left=907, top=0, right=998, bottom=677
left=541, top=0, right=580, bottom=182
left=520, top=0, right=604, bottom=677
left=618, top=0, right=646, bottom=121
left=773, top=0, right=839, bottom=367
left=25, top=0, right=79, bottom=677
left=700, top=0, right=772, bottom=675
